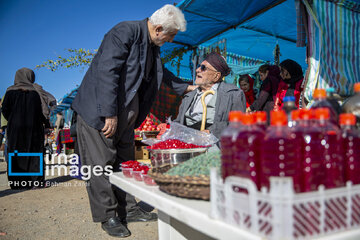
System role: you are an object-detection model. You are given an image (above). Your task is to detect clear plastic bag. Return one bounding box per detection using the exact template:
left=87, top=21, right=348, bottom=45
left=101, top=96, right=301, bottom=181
left=142, top=119, right=218, bottom=146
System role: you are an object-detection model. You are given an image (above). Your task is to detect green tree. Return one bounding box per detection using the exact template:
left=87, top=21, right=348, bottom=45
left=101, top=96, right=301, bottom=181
left=36, top=47, right=191, bottom=76
left=35, top=48, right=97, bottom=71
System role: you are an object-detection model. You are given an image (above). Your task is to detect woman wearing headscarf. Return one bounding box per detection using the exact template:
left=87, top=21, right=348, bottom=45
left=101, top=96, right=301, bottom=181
left=238, top=74, right=256, bottom=108
left=274, top=59, right=304, bottom=110
left=174, top=52, right=246, bottom=139
left=2, top=68, right=53, bottom=189
left=247, top=64, right=281, bottom=113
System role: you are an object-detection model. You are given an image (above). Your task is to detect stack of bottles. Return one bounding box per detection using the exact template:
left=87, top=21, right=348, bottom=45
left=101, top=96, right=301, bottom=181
left=221, top=108, right=360, bottom=193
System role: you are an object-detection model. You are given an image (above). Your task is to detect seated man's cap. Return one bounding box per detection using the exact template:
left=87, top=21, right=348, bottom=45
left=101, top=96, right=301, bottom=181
left=205, top=52, right=231, bottom=77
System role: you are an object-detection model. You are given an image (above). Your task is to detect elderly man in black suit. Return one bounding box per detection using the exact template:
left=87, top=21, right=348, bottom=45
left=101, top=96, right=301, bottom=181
left=72, top=4, right=195, bottom=238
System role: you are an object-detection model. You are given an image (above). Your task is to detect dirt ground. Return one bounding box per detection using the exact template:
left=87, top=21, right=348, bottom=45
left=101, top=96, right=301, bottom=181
left=0, top=158, right=158, bottom=240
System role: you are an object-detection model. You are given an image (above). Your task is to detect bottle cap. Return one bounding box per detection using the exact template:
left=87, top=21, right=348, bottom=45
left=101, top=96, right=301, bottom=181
left=299, top=109, right=312, bottom=120
left=291, top=109, right=300, bottom=121
left=326, top=87, right=335, bottom=93
left=270, top=110, right=287, bottom=126
left=241, top=113, right=255, bottom=125
left=339, top=113, right=356, bottom=125
left=254, top=111, right=267, bottom=123
left=313, top=89, right=326, bottom=99
left=283, top=96, right=295, bottom=102
left=354, top=83, right=360, bottom=93
left=315, top=108, right=330, bottom=120
left=228, top=111, right=242, bottom=122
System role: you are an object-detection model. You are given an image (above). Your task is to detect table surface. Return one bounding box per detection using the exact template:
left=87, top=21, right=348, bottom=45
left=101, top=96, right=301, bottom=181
left=110, top=173, right=360, bottom=240
left=110, top=172, right=261, bottom=240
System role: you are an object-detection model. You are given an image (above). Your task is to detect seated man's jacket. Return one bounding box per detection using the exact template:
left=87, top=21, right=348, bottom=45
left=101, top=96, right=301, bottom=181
left=174, top=81, right=246, bottom=139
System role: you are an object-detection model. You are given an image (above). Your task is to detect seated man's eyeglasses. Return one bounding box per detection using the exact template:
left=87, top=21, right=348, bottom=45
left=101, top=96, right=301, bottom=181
left=197, top=64, right=218, bottom=72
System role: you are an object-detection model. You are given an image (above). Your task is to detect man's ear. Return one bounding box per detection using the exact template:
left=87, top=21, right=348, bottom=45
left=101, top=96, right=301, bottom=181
left=215, top=72, right=221, bottom=82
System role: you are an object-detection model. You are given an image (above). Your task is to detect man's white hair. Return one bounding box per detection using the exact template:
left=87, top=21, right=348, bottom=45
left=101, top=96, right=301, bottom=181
left=149, top=4, right=186, bottom=33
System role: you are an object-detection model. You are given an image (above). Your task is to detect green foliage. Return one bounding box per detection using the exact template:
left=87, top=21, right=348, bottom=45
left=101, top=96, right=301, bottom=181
left=35, top=48, right=97, bottom=71
left=36, top=46, right=190, bottom=75
left=160, top=47, right=191, bottom=76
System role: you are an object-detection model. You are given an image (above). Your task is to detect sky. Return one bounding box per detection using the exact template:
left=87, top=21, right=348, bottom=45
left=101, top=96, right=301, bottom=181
left=0, top=0, right=179, bottom=101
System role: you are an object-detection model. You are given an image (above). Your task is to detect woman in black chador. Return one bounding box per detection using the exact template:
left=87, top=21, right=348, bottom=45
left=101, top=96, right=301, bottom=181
left=2, top=68, right=53, bottom=189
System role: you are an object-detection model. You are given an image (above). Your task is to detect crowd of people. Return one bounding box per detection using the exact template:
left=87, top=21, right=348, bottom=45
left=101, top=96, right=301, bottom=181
left=0, top=4, right=307, bottom=238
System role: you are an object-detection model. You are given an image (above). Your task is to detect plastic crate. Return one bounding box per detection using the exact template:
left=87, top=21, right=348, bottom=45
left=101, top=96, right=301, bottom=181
left=210, top=169, right=360, bottom=240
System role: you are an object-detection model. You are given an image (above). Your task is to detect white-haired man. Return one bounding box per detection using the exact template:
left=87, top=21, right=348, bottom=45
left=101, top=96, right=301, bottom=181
left=72, top=4, right=195, bottom=238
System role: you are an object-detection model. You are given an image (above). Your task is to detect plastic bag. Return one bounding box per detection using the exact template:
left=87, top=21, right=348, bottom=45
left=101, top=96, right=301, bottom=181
left=142, top=119, right=218, bottom=146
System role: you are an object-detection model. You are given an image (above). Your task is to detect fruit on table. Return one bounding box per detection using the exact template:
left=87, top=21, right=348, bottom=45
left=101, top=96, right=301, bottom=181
left=133, top=165, right=150, bottom=174
left=156, top=123, right=170, bottom=139
left=150, top=139, right=206, bottom=149
left=135, top=116, right=158, bottom=131
left=121, top=160, right=150, bottom=174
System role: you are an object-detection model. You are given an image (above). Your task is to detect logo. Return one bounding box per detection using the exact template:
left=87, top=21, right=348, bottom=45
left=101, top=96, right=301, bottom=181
left=7, top=151, right=113, bottom=183
left=8, top=150, right=43, bottom=176
left=44, top=152, right=113, bottom=181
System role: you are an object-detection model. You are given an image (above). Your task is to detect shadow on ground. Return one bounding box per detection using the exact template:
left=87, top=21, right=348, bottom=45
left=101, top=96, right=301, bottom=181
left=0, top=175, right=75, bottom=198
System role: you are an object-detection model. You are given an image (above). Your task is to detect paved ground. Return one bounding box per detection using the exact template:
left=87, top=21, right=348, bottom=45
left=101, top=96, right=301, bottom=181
left=0, top=157, right=158, bottom=240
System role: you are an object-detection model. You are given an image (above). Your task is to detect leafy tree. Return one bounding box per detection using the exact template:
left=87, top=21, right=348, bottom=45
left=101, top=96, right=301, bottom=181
left=35, top=48, right=97, bottom=71
left=36, top=47, right=191, bottom=76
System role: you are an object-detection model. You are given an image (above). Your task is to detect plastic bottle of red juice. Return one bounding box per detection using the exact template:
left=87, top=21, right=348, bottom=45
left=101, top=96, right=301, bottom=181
left=292, top=109, right=325, bottom=192
left=233, top=113, right=264, bottom=189
left=254, top=111, right=267, bottom=132
left=342, top=83, right=360, bottom=129
left=314, top=108, right=344, bottom=189
left=339, top=113, right=360, bottom=185
left=311, top=88, right=339, bottom=126
left=260, top=110, right=302, bottom=192
left=221, top=111, right=242, bottom=180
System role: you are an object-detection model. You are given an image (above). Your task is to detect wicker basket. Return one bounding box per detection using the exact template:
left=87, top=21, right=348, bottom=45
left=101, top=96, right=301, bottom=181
left=148, top=165, right=210, bottom=200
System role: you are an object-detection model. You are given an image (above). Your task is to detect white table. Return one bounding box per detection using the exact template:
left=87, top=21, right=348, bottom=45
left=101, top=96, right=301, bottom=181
left=110, top=173, right=360, bottom=240
left=110, top=172, right=261, bottom=240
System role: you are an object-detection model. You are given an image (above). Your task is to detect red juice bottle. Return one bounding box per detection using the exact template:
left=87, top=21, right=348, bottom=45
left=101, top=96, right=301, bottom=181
left=221, top=111, right=242, bottom=180
left=290, top=109, right=300, bottom=128
left=233, top=113, right=264, bottom=189
left=342, top=83, right=360, bottom=129
left=314, top=108, right=344, bottom=188
left=254, top=111, right=267, bottom=132
left=293, top=109, right=325, bottom=192
left=339, top=113, right=360, bottom=185
left=311, top=88, right=339, bottom=126
left=260, top=110, right=302, bottom=192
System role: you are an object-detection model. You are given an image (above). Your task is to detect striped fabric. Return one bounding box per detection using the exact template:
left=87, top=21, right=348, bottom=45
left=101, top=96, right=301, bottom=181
left=304, top=0, right=360, bottom=103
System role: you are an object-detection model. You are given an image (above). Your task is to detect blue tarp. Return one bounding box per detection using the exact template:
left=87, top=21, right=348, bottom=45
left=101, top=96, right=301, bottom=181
left=162, top=0, right=307, bottom=76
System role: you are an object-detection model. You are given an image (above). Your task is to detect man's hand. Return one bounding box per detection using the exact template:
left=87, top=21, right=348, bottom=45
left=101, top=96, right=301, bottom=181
left=185, top=85, right=198, bottom=93
left=246, top=107, right=252, bottom=113
left=102, top=116, right=118, bottom=138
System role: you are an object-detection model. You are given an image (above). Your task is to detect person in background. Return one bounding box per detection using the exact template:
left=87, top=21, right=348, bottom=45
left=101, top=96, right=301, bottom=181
left=2, top=68, right=52, bottom=189
left=0, top=96, right=8, bottom=162
left=274, top=59, right=304, bottom=110
left=71, top=4, right=196, bottom=238
left=0, top=98, right=4, bottom=150
left=174, top=52, right=246, bottom=139
left=247, top=64, right=281, bottom=114
left=238, top=74, right=256, bottom=108
left=54, top=112, right=65, bottom=143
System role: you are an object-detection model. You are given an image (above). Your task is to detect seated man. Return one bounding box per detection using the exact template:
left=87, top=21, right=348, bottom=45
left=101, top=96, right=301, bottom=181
left=174, top=52, right=246, bottom=139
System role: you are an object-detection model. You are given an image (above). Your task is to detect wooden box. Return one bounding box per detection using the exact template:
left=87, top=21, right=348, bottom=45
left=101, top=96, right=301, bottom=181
left=135, top=146, right=149, bottom=160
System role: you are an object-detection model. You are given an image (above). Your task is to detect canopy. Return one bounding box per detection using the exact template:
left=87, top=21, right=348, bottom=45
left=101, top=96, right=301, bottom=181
left=162, top=0, right=306, bottom=69
left=163, top=0, right=360, bottom=101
